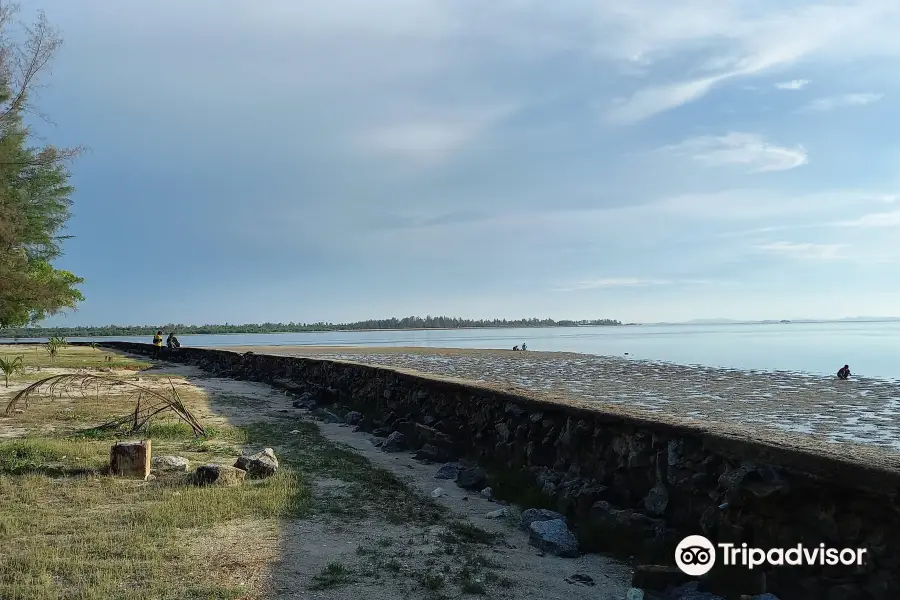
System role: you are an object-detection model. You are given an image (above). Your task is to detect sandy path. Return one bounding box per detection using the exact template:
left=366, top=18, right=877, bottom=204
left=145, top=363, right=634, bottom=599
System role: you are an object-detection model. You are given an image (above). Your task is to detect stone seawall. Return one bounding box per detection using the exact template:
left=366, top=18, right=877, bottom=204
left=94, top=342, right=900, bottom=600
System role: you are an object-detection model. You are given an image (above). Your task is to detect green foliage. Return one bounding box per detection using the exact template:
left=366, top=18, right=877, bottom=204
left=0, top=355, right=23, bottom=387
left=0, top=316, right=622, bottom=338
left=0, top=7, right=83, bottom=330
left=44, top=336, right=66, bottom=361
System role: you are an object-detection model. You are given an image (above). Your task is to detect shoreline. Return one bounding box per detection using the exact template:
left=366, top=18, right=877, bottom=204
left=6, top=340, right=896, bottom=383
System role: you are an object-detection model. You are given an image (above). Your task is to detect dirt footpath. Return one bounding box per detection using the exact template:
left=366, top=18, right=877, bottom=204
left=165, top=362, right=634, bottom=599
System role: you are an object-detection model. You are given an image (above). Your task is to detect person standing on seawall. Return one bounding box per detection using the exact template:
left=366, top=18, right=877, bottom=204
left=152, top=330, right=163, bottom=359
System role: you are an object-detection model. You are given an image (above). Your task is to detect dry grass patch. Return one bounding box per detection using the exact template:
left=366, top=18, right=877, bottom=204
left=0, top=344, right=149, bottom=372
left=0, top=429, right=311, bottom=600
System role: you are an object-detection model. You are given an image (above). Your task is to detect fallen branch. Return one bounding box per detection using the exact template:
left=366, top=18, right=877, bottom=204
left=5, top=374, right=206, bottom=436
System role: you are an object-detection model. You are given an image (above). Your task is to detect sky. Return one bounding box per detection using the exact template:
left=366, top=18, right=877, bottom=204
left=25, top=0, right=900, bottom=325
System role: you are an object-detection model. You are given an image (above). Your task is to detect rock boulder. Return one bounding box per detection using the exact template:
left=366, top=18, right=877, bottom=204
left=382, top=431, right=406, bottom=452
left=234, top=447, right=279, bottom=478
left=434, top=463, right=460, bottom=480
left=194, top=464, right=246, bottom=486
left=151, top=455, right=190, bottom=472
left=520, top=508, right=566, bottom=531
left=455, top=465, right=487, bottom=490
left=528, top=519, right=579, bottom=558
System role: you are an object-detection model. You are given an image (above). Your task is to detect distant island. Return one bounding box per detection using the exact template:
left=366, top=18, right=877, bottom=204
left=0, top=316, right=622, bottom=338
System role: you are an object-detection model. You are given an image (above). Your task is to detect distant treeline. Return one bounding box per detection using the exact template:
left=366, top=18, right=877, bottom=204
left=0, top=316, right=621, bottom=338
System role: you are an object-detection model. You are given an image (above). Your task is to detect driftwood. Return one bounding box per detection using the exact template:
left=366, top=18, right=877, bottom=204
left=4, top=374, right=206, bottom=436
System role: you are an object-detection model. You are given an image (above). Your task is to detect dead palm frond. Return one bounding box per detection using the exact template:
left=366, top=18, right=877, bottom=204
left=5, top=374, right=206, bottom=436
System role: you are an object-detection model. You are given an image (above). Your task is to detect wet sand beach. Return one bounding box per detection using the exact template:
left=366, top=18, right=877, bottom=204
left=222, top=346, right=900, bottom=462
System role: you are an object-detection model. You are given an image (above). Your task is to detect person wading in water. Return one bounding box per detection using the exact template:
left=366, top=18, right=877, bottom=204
left=152, top=330, right=163, bottom=359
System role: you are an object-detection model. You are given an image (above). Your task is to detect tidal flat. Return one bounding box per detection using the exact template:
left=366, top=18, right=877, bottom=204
left=227, top=346, right=900, bottom=459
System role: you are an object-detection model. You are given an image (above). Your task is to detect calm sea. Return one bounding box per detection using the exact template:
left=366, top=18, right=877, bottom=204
left=8, top=321, right=900, bottom=380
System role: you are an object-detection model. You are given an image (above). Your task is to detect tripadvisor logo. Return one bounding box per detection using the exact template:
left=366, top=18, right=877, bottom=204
left=675, top=535, right=868, bottom=575
left=676, top=535, right=716, bottom=576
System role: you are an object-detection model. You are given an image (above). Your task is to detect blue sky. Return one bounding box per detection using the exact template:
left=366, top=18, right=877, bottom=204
left=29, top=0, right=900, bottom=325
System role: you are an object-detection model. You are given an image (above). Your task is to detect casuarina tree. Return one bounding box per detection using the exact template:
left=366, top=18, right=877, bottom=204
left=0, top=5, right=83, bottom=330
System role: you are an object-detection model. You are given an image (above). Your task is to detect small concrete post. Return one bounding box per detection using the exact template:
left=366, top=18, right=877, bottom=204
left=110, top=439, right=151, bottom=480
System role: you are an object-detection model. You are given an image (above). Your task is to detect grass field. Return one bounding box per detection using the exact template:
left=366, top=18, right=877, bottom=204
left=0, top=346, right=519, bottom=600
left=0, top=343, right=148, bottom=375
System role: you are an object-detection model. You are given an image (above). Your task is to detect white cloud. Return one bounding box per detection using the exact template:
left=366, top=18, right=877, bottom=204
left=605, top=74, right=725, bottom=125
left=594, top=0, right=900, bottom=123
left=555, top=278, right=671, bottom=292
left=776, top=79, right=810, bottom=90
left=660, top=133, right=808, bottom=173
left=835, top=209, right=900, bottom=228
left=756, top=241, right=845, bottom=260
left=801, top=93, right=884, bottom=112
left=649, top=190, right=900, bottom=222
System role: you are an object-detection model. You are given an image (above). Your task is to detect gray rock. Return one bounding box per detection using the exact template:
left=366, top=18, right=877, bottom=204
left=294, top=390, right=322, bottom=407
left=644, top=480, right=669, bottom=515
left=528, top=519, right=579, bottom=558
left=485, top=508, right=509, bottom=519
left=194, top=464, right=246, bottom=486
left=520, top=508, right=566, bottom=531
left=234, top=447, right=279, bottom=478
left=434, top=463, right=460, bottom=480
left=431, top=487, right=445, bottom=498
left=564, top=574, right=594, bottom=586
left=480, top=487, right=493, bottom=500
left=455, top=465, right=487, bottom=490
left=345, top=411, right=362, bottom=426
left=382, top=431, right=406, bottom=452
left=415, top=444, right=455, bottom=463
left=312, top=408, right=342, bottom=423
left=151, top=455, right=190, bottom=472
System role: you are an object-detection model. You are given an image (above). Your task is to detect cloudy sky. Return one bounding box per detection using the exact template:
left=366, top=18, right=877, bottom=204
left=31, top=0, right=900, bottom=325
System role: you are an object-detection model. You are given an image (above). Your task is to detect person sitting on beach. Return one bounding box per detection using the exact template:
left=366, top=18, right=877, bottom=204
left=837, top=365, right=851, bottom=380
left=512, top=345, right=519, bottom=351
left=166, top=333, right=181, bottom=349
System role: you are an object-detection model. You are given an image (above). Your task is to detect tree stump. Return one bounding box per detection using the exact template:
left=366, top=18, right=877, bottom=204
left=110, top=440, right=151, bottom=480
